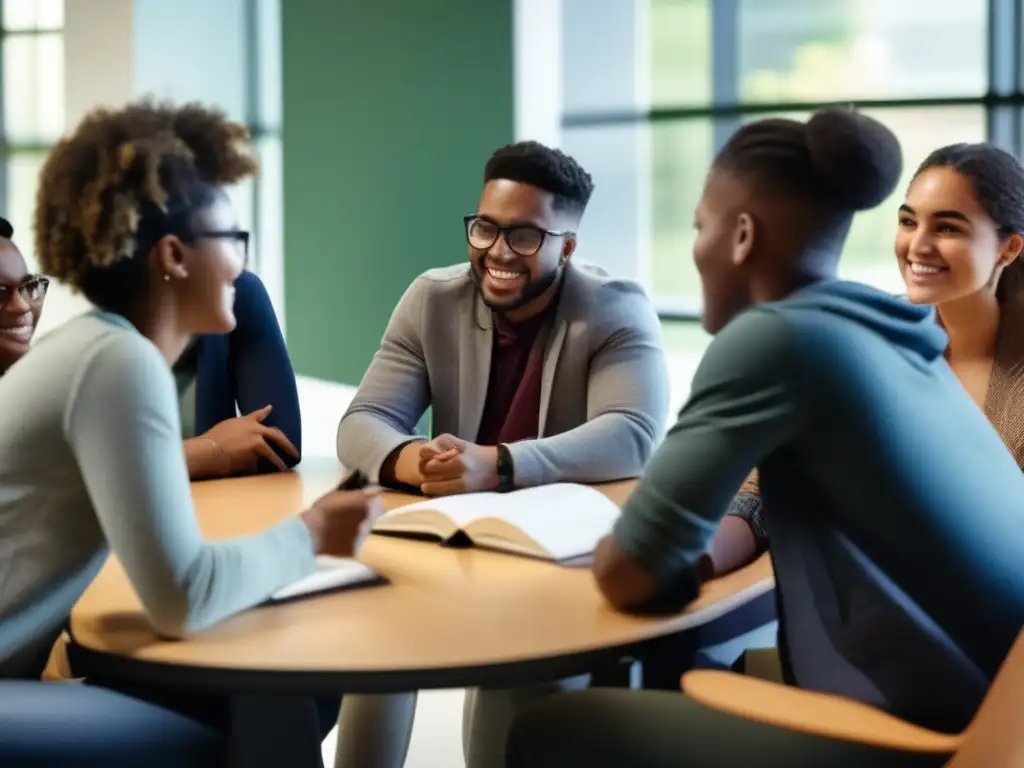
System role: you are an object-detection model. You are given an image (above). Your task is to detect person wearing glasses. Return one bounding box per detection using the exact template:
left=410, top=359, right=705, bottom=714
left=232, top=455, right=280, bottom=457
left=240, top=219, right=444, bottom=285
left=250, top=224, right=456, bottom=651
left=335, top=142, right=669, bottom=767
left=42, top=242, right=303, bottom=685
left=0, top=101, right=379, bottom=755
left=0, top=216, right=48, bottom=375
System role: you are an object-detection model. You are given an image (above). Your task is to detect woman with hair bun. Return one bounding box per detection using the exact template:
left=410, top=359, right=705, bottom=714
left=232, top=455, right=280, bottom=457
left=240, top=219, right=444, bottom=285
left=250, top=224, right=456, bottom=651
left=0, top=100, right=380, bottom=751
left=712, top=142, right=1024, bottom=578
left=506, top=109, right=1024, bottom=766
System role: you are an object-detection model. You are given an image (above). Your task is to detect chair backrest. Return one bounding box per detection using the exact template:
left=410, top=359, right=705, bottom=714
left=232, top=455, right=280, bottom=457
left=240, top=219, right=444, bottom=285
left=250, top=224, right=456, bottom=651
left=947, top=629, right=1024, bottom=767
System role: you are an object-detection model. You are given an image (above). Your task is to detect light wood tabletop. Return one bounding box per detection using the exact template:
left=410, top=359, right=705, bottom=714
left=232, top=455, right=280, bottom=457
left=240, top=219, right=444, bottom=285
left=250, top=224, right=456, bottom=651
left=70, top=457, right=774, bottom=693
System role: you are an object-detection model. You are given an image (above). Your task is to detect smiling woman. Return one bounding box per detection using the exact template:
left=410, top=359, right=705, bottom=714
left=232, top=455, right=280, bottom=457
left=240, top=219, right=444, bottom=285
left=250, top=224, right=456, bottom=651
left=894, top=143, right=1024, bottom=423
left=0, top=216, right=47, bottom=374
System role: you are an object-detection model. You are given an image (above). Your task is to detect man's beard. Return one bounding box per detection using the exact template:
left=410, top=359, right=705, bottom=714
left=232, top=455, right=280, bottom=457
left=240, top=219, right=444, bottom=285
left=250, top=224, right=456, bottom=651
left=471, top=257, right=563, bottom=315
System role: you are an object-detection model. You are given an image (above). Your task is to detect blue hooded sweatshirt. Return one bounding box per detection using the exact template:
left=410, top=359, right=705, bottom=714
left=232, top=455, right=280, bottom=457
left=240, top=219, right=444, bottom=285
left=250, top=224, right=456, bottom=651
left=614, top=279, right=1024, bottom=732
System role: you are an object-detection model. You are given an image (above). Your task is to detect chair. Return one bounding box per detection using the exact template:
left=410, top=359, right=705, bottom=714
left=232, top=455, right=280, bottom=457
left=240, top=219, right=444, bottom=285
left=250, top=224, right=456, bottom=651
left=681, top=630, right=1024, bottom=766
left=0, top=680, right=224, bottom=767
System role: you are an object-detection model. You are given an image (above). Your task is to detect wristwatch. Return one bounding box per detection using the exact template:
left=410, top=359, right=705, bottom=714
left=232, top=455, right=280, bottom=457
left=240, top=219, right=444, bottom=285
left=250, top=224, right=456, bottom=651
left=496, top=444, right=515, bottom=493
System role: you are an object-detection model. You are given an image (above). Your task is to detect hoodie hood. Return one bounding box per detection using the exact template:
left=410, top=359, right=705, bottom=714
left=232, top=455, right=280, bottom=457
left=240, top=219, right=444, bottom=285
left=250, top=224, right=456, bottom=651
left=775, top=279, right=948, bottom=363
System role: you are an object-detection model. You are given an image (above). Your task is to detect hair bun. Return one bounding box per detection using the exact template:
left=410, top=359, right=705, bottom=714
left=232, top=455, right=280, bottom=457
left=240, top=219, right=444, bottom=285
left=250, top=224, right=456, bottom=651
left=0, top=216, right=12, bottom=239
left=805, top=108, right=903, bottom=212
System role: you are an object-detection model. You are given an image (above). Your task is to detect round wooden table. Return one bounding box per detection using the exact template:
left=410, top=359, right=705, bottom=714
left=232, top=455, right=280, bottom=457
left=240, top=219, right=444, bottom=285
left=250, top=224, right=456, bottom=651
left=69, top=457, right=775, bottom=766
left=70, top=457, right=774, bottom=694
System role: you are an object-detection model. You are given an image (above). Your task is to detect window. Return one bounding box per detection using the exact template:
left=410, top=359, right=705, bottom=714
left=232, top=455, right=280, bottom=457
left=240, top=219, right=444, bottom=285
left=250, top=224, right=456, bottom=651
left=245, top=0, right=285, bottom=324
left=561, top=0, right=1014, bottom=407
left=0, top=0, right=286, bottom=331
left=4, top=152, right=43, bottom=258
left=640, top=0, right=996, bottom=314
left=651, top=0, right=987, bottom=106
left=2, top=31, right=63, bottom=143
left=2, top=0, right=62, bottom=31
left=650, top=106, right=986, bottom=310
left=733, top=1, right=986, bottom=102
left=1, top=1, right=66, bottom=262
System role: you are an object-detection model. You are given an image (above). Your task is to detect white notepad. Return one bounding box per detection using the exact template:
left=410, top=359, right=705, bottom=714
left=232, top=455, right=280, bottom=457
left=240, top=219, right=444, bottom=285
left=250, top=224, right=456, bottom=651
left=373, top=483, right=621, bottom=563
left=269, top=556, right=384, bottom=602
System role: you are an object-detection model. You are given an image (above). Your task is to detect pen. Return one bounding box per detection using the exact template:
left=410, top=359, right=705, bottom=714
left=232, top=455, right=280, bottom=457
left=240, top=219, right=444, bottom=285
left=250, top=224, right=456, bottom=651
left=337, top=468, right=370, bottom=491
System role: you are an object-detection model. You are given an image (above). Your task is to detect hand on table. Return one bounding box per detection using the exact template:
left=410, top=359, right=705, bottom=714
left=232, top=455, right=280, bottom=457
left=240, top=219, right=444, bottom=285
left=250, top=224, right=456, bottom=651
left=300, top=487, right=384, bottom=557
left=417, top=434, right=499, bottom=496
left=199, top=405, right=299, bottom=475
left=592, top=535, right=715, bottom=613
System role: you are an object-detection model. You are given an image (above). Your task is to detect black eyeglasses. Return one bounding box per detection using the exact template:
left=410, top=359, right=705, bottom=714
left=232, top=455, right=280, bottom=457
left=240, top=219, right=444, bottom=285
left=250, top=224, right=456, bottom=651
left=464, top=216, right=572, bottom=257
left=0, top=275, right=49, bottom=310
left=195, top=229, right=250, bottom=267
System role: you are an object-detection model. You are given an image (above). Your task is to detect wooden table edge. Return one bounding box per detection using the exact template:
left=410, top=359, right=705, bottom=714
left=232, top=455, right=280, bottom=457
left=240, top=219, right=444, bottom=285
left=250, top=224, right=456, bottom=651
left=69, top=568, right=776, bottom=695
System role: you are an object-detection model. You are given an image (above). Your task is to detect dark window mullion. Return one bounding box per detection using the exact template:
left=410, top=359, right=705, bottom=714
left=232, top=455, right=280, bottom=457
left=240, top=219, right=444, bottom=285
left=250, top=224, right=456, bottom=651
left=243, top=0, right=261, bottom=274
left=986, top=0, right=1021, bottom=152
left=565, top=94, right=1012, bottom=128
left=711, top=0, right=740, bottom=152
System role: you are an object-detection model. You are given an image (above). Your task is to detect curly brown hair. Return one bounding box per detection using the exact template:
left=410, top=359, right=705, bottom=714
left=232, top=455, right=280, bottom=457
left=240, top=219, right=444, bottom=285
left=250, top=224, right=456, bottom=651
left=34, top=99, right=257, bottom=307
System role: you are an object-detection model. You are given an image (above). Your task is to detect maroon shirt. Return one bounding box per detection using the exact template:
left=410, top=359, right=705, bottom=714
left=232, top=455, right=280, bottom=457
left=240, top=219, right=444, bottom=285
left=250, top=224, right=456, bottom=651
left=475, top=308, right=552, bottom=446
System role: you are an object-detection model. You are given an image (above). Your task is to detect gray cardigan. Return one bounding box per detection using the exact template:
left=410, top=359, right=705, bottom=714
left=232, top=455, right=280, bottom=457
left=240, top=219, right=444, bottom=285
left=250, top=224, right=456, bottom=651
left=0, top=312, right=316, bottom=677
left=337, top=261, right=670, bottom=487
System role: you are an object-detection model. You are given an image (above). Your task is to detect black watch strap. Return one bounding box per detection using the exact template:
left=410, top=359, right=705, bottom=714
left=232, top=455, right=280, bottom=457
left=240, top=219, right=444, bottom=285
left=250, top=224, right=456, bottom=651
left=496, top=444, right=515, bottom=493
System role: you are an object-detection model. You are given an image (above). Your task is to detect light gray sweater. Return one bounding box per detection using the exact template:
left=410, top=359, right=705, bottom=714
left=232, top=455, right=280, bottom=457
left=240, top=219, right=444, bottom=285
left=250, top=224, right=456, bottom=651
left=0, top=311, right=316, bottom=677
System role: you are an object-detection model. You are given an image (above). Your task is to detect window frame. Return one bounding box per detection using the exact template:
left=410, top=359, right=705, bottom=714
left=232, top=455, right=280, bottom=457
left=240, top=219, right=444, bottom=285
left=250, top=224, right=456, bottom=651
left=562, top=0, right=1024, bottom=322
left=0, top=0, right=281, bottom=284
left=0, top=3, right=61, bottom=212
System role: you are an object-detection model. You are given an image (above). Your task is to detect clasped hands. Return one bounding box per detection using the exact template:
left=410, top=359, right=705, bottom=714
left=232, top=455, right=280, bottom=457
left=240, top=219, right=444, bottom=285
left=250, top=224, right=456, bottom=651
left=395, top=433, right=499, bottom=496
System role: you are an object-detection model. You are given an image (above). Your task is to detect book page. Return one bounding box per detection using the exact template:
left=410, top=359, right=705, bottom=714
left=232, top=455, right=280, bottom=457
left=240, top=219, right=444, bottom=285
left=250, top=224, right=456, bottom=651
left=467, top=484, right=621, bottom=560
left=269, top=556, right=382, bottom=602
left=378, top=491, right=503, bottom=528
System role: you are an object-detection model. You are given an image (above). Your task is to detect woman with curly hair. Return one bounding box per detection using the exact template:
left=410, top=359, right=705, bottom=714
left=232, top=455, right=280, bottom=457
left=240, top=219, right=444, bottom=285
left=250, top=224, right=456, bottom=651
left=0, top=100, right=378, bottom=754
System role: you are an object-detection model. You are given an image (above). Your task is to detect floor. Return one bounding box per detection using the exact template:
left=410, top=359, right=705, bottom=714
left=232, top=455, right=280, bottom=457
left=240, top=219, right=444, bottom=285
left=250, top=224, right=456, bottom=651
left=317, top=623, right=778, bottom=768
left=321, top=691, right=464, bottom=768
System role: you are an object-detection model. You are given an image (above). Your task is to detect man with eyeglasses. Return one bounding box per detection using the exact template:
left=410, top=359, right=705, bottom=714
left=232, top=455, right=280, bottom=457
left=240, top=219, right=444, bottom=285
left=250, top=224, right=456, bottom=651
left=0, top=217, right=48, bottom=376
left=335, top=142, right=669, bottom=767
left=338, top=140, right=668, bottom=500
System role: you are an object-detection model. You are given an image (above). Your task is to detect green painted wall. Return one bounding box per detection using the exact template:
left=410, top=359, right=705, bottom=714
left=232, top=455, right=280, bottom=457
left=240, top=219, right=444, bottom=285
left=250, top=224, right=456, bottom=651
left=282, top=0, right=514, bottom=384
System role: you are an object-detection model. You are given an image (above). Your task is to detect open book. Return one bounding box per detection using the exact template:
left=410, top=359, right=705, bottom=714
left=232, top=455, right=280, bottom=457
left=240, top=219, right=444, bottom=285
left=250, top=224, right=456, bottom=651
left=268, top=556, right=386, bottom=603
left=373, top=484, right=622, bottom=564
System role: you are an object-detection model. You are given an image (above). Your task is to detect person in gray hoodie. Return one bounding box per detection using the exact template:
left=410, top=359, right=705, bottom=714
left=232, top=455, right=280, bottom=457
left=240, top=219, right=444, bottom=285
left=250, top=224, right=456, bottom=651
left=506, top=109, right=1024, bottom=767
